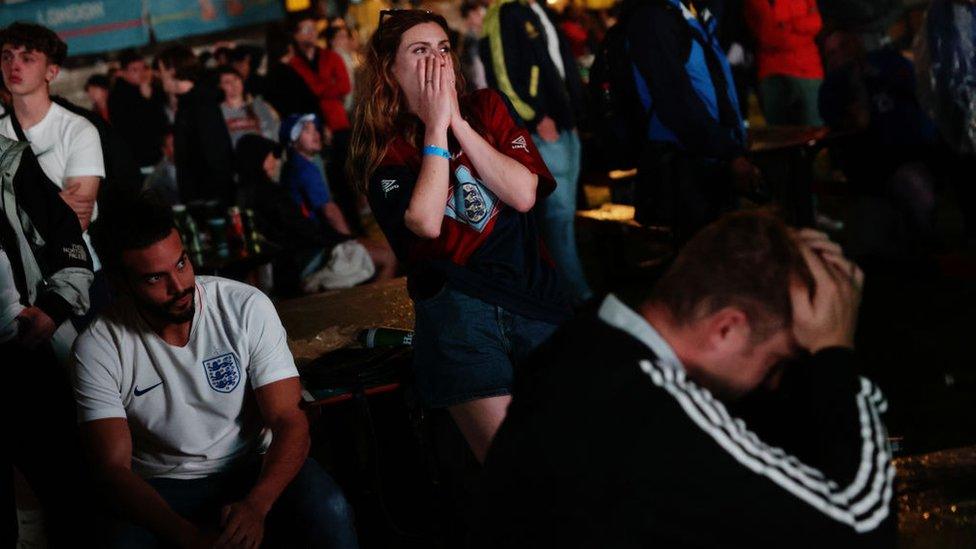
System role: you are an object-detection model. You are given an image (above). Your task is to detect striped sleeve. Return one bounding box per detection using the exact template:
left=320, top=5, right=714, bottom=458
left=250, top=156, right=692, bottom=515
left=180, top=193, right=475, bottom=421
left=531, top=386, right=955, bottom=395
left=638, top=357, right=894, bottom=534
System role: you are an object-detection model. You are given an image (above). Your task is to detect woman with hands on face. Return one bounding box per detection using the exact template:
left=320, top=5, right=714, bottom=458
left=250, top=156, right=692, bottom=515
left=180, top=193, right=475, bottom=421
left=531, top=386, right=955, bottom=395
left=350, top=11, right=572, bottom=463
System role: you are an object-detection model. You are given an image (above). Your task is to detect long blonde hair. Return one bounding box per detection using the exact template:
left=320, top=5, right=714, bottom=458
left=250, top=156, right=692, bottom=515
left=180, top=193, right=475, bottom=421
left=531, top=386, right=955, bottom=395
left=349, top=10, right=474, bottom=192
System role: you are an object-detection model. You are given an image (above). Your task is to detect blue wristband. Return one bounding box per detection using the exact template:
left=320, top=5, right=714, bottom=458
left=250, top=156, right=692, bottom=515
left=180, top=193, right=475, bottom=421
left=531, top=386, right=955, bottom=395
left=422, top=145, right=451, bottom=159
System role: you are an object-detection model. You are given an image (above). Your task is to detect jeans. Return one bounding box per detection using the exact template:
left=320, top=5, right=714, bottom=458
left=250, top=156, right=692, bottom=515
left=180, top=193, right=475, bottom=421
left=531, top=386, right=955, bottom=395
left=108, top=458, right=358, bottom=548
left=412, top=287, right=559, bottom=408
left=760, top=76, right=824, bottom=126
left=532, top=130, right=592, bottom=304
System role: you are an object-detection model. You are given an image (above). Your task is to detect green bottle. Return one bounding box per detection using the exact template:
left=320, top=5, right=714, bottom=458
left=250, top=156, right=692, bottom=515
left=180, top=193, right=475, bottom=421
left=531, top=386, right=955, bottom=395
left=182, top=212, right=203, bottom=254
left=357, top=328, right=414, bottom=348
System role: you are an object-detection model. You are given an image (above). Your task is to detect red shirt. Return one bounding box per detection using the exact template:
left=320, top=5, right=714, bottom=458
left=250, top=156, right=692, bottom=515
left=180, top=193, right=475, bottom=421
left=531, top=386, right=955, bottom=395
left=289, top=48, right=351, bottom=131
left=367, top=89, right=570, bottom=323
left=745, top=0, right=824, bottom=80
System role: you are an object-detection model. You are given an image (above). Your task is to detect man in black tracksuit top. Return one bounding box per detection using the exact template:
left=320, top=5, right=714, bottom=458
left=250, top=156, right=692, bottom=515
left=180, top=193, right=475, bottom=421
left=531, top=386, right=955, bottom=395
left=472, top=211, right=895, bottom=547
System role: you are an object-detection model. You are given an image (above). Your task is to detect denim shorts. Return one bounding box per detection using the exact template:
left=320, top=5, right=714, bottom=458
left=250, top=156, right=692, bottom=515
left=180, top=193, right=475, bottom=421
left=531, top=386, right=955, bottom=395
left=412, top=287, right=560, bottom=408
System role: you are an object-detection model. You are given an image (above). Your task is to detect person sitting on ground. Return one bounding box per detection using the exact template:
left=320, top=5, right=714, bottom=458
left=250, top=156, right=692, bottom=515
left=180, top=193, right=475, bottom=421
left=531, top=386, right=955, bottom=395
left=289, top=10, right=362, bottom=235
left=473, top=211, right=896, bottom=547
left=236, top=134, right=391, bottom=293
left=217, top=65, right=280, bottom=147
left=84, top=74, right=110, bottom=123
left=279, top=114, right=396, bottom=288
left=77, top=192, right=360, bottom=548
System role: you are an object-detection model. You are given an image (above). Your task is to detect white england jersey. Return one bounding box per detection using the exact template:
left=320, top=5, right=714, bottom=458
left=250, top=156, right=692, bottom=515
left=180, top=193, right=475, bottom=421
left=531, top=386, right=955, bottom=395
left=72, top=276, right=298, bottom=479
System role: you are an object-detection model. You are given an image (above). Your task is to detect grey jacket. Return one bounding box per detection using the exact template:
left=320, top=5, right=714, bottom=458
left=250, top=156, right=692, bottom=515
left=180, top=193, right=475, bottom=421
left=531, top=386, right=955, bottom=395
left=0, top=133, right=93, bottom=328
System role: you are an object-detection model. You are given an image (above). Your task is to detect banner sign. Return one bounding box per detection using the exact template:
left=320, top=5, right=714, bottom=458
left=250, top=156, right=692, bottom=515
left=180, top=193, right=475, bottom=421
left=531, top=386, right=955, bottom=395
left=0, top=0, right=149, bottom=56
left=148, top=0, right=284, bottom=42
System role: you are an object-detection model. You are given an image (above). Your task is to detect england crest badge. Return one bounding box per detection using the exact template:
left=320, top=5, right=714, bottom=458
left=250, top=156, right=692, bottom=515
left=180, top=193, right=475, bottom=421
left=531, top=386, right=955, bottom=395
left=202, top=353, right=241, bottom=393
left=445, top=166, right=499, bottom=232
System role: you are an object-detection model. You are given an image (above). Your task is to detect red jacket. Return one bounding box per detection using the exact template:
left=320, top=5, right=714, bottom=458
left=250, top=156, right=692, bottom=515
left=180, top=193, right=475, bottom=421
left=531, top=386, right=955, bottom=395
left=745, top=0, right=824, bottom=80
left=289, top=48, right=351, bottom=131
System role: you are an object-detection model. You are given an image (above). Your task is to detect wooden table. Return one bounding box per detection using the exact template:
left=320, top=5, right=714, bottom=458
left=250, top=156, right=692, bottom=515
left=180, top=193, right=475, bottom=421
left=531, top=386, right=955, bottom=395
left=748, top=126, right=832, bottom=154
left=748, top=126, right=851, bottom=227
left=277, top=277, right=413, bottom=354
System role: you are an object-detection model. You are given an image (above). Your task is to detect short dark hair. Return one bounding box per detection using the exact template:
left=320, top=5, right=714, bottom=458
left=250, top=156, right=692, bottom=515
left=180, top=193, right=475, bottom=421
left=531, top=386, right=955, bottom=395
left=118, top=49, right=145, bottom=69
left=228, top=47, right=250, bottom=64
left=649, top=210, right=815, bottom=338
left=287, top=9, right=319, bottom=35
left=215, top=65, right=242, bottom=80
left=0, top=22, right=68, bottom=65
left=155, top=45, right=202, bottom=82
left=85, top=74, right=110, bottom=91
left=90, top=191, right=177, bottom=273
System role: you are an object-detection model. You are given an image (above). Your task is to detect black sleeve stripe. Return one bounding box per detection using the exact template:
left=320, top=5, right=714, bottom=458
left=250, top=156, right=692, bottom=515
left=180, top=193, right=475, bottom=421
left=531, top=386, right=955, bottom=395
left=640, top=359, right=893, bottom=533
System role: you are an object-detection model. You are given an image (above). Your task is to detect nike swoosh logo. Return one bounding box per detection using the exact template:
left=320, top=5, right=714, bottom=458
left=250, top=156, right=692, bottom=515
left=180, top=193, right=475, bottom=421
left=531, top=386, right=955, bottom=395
left=134, top=382, right=163, bottom=397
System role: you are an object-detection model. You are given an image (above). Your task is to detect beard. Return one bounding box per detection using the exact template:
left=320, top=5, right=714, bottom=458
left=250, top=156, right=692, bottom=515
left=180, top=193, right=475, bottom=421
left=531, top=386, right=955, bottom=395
left=137, top=286, right=196, bottom=324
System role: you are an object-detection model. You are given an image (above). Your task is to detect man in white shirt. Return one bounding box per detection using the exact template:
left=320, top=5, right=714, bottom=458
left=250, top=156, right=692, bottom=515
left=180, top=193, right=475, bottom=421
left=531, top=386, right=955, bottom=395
left=0, top=23, right=104, bottom=264
left=76, top=193, right=358, bottom=548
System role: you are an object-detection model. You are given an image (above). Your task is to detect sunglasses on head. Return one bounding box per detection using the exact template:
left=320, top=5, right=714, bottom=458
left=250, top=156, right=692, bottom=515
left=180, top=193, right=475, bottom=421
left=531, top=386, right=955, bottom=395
left=378, top=8, right=433, bottom=30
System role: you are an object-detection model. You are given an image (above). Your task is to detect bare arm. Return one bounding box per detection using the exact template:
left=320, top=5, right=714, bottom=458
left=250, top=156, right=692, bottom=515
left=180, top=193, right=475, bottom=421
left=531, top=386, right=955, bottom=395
left=404, top=56, right=453, bottom=239
left=83, top=418, right=207, bottom=547
left=216, top=378, right=309, bottom=548
left=61, top=175, right=100, bottom=231
left=450, top=117, right=538, bottom=212
left=404, top=125, right=451, bottom=239
left=319, top=202, right=352, bottom=236
left=244, top=377, right=310, bottom=511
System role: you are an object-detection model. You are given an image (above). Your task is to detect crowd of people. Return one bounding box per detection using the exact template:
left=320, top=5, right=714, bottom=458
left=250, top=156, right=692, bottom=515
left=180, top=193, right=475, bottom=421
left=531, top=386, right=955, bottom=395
left=3, top=0, right=973, bottom=546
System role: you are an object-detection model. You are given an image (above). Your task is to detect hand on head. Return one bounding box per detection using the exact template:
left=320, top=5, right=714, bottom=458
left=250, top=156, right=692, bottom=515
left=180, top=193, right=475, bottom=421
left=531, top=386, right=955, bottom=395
left=789, top=229, right=864, bottom=353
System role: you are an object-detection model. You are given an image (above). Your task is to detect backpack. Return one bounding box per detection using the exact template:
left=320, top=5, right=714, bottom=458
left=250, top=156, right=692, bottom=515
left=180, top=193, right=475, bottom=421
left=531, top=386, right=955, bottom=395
left=587, top=14, right=649, bottom=171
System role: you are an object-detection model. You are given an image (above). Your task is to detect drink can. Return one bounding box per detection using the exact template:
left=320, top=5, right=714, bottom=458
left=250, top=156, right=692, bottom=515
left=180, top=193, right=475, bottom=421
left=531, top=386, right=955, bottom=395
left=227, top=206, right=245, bottom=251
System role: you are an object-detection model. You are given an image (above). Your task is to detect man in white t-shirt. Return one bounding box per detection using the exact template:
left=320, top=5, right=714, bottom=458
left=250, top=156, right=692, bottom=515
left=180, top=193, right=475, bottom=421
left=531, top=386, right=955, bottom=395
left=75, top=194, right=359, bottom=548
left=0, top=22, right=105, bottom=270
